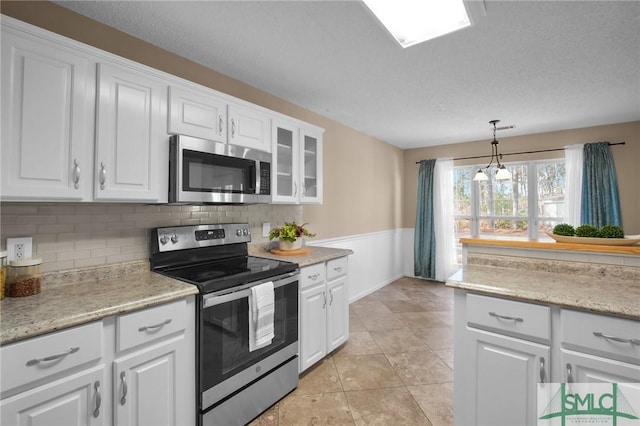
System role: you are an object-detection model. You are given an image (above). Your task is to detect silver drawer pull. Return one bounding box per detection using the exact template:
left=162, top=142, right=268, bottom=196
left=138, top=318, right=172, bottom=332
left=99, top=162, right=107, bottom=190
left=26, top=347, right=80, bottom=366
left=333, top=267, right=343, bottom=273
left=308, top=273, right=320, bottom=281
left=120, top=371, right=128, bottom=405
left=93, top=381, right=101, bottom=418
left=593, top=331, right=640, bottom=345
left=489, top=312, right=524, bottom=322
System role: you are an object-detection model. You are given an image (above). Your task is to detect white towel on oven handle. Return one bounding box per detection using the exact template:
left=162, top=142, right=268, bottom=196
left=249, top=281, right=274, bottom=352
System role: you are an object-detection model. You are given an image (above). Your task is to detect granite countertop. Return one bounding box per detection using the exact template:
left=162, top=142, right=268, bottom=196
left=249, top=245, right=354, bottom=267
left=0, top=261, right=198, bottom=345
left=446, top=264, right=640, bottom=320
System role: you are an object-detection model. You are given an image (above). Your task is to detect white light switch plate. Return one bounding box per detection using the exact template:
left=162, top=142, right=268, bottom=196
left=262, top=222, right=271, bottom=238
left=7, top=237, right=33, bottom=261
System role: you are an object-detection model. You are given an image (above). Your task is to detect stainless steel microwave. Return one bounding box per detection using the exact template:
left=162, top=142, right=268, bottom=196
left=169, top=135, right=271, bottom=204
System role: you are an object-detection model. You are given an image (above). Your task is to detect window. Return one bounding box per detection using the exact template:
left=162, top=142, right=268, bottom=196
left=454, top=159, right=566, bottom=244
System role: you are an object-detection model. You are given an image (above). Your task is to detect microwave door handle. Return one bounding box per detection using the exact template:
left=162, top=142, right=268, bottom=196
left=254, top=160, right=261, bottom=194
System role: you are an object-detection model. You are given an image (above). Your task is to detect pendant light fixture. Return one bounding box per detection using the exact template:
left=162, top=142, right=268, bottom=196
left=473, top=120, right=512, bottom=181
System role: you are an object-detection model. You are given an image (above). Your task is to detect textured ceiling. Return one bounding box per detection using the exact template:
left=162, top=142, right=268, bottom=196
left=54, top=0, right=640, bottom=149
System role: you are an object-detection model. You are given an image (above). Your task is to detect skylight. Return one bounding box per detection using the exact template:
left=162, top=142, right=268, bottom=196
left=362, top=0, right=472, bottom=48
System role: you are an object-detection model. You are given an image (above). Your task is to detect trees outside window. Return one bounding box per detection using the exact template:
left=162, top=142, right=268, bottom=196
left=453, top=160, right=566, bottom=258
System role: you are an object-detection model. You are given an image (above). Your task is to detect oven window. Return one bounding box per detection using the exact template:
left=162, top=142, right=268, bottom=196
left=183, top=149, right=255, bottom=193
left=199, top=281, right=298, bottom=391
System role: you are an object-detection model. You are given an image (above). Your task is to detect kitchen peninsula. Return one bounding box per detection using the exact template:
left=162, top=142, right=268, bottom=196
left=447, top=238, right=640, bottom=426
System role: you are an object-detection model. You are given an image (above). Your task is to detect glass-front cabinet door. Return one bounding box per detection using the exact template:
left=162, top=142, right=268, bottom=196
left=299, top=127, right=323, bottom=204
left=271, top=119, right=299, bottom=203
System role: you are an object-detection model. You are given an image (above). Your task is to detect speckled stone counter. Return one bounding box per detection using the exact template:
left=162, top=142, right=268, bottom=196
left=0, top=261, right=198, bottom=345
left=249, top=244, right=353, bottom=267
left=446, top=265, right=640, bottom=320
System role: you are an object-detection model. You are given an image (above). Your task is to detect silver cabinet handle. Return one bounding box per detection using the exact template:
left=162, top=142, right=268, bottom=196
left=330, top=289, right=334, bottom=306
left=72, top=159, right=81, bottom=189
left=566, top=363, right=573, bottom=383
left=308, top=273, right=320, bottom=281
left=219, top=115, right=223, bottom=135
left=334, top=267, right=343, bottom=273
left=93, top=381, right=101, bottom=418
left=138, top=318, right=172, bottom=332
left=593, top=331, right=640, bottom=345
left=539, top=357, right=545, bottom=383
left=26, top=347, right=80, bottom=366
left=488, top=312, right=524, bottom=322
left=120, top=371, right=127, bottom=405
left=99, top=162, right=107, bottom=190
left=231, top=118, right=236, bottom=138
left=322, top=291, right=326, bottom=309
left=294, top=181, right=298, bottom=197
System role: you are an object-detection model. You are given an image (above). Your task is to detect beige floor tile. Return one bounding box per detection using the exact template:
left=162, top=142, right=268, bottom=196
left=334, top=354, right=403, bottom=391
left=386, top=351, right=454, bottom=386
left=278, top=392, right=355, bottom=426
left=332, top=331, right=383, bottom=357
left=345, top=387, right=432, bottom=426
left=380, top=299, right=428, bottom=313
left=434, top=349, right=454, bottom=370
left=359, top=313, right=407, bottom=331
left=294, top=357, right=343, bottom=395
left=411, top=326, right=454, bottom=350
left=351, top=300, right=393, bottom=316
left=370, top=328, right=428, bottom=354
left=394, top=311, right=448, bottom=329
left=407, top=382, right=454, bottom=426
left=349, top=314, right=367, bottom=332
left=430, top=310, right=455, bottom=326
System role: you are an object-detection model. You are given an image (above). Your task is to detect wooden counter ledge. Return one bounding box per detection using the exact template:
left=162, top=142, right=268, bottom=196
left=460, top=237, right=640, bottom=255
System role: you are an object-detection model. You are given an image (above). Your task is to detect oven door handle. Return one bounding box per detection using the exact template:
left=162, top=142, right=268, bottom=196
left=202, top=273, right=298, bottom=308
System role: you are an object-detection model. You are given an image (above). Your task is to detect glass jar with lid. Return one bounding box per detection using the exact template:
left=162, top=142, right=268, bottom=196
left=7, top=257, right=42, bottom=297
left=0, top=251, right=6, bottom=300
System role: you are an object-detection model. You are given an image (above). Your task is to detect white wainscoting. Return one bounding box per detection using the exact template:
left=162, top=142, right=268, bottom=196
left=309, top=228, right=409, bottom=303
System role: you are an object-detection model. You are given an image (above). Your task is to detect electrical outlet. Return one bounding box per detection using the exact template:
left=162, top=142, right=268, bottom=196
left=262, top=222, right=271, bottom=238
left=7, top=237, right=33, bottom=261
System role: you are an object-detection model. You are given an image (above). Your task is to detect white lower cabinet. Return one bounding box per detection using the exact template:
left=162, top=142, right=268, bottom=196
left=299, top=257, right=349, bottom=373
left=454, top=290, right=640, bottom=426
left=0, top=297, right=195, bottom=426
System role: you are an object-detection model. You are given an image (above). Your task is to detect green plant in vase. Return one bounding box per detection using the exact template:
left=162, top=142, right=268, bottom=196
left=269, top=221, right=316, bottom=251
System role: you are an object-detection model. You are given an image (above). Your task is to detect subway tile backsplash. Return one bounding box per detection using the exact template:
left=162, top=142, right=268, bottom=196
left=1, top=203, right=302, bottom=272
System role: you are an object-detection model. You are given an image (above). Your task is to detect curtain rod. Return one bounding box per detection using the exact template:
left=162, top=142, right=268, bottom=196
left=415, top=141, right=625, bottom=164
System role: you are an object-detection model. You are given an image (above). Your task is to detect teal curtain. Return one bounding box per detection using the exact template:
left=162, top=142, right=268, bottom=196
left=580, top=142, right=622, bottom=227
left=414, top=159, right=436, bottom=279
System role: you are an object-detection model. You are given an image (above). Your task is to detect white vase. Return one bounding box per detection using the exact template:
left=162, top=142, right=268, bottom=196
left=279, top=238, right=303, bottom=251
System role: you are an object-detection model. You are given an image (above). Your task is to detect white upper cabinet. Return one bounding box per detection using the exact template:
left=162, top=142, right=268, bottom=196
left=228, top=103, right=271, bottom=152
left=271, top=119, right=323, bottom=204
left=94, top=62, right=167, bottom=202
left=299, top=126, right=323, bottom=204
left=271, top=119, right=300, bottom=203
left=1, top=25, right=94, bottom=201
left=168, top=85, right=226, bottom=143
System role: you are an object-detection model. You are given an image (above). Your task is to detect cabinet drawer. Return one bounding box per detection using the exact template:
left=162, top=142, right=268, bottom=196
left=561, top=309, right=640, bottom=364
left=466, top=293, right=550, bottom=342
left=300, top=263, right=326, bottom=290
left=117, top=299, right=187, bottom=352
left=326, top=257, right=348, bottom=281
left=1, top=321, right=103, bottom=394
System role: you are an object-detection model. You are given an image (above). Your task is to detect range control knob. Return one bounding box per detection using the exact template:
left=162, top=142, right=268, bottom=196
left=243, top=228, right=249, bottom=236
left=170, top=234, right=179, bottom=244
left=159, top=234, right=169, bottom=245
left=236, top=229, right=243, bottom=237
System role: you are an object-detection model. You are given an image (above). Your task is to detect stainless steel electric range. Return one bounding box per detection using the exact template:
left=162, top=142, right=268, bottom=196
left=150, top=223, right=299, bottom=426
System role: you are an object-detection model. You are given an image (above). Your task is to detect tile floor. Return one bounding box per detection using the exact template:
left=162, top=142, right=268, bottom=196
left=250, top=277, right=454, bottom=425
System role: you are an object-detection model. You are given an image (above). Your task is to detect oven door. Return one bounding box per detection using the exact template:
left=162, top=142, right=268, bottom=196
left=169, top=135, right=271, bottom=204
left=199, top=274, right=298, bottom=411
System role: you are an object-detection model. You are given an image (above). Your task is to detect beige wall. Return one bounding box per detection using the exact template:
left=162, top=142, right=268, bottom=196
left=0, top=1, right=404, bottom=241
left=403, top=121, right=640, bottom=234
